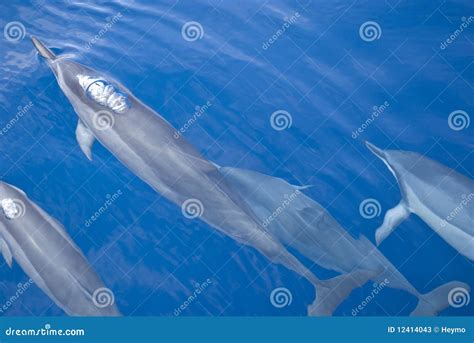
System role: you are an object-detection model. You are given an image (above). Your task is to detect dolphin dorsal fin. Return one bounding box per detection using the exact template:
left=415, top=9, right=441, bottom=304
left=76, top=120, right=95, bottom=161
left=0, top=237, right=13, bottom=268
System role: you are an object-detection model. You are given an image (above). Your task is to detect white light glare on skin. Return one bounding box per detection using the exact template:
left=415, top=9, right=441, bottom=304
left=78, top=75, right=130, bottom=113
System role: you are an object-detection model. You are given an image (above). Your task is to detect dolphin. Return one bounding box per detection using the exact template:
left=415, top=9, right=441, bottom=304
left=217, top=166, right=470, bottom=315
left=366, top=142, right=474, bottom=261
left=0, top=181, right=120, bottom=316
left=31, top=36, right=374, bottom=316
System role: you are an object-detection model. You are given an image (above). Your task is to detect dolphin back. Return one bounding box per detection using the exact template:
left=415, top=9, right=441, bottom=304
left=0, top=185, right=120, bottom=316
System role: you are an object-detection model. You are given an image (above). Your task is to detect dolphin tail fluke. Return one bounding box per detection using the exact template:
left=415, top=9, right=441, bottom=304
left=31, top=36, right=57, bottom=60
left=308, top=270, right=372, bottom=316
left=365, top=141, right=386, bottom=160
left=411, top=281, right=470, bottom=316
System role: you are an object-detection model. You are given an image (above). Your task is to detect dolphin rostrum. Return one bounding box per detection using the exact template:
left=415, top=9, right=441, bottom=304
left=217, top=166, right=470, bottom=315
left=0, top=181, right=120, bottom=316
left=366, top=142, right=474, bottom=261
left=31, top=36, right=373, bottom=315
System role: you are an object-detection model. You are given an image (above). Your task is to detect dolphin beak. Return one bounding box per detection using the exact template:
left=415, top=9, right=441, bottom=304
left=365, top=141, right=386, bottom=160
left=31, top=36, right=57, bottom=61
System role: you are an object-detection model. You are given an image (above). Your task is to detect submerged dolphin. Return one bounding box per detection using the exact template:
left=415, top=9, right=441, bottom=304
left=0, top=182, right=120, bottom=316
left=217, top=166, right=470, bottom=315
left=31, top=37, right=370, bottom=315
left=366, top=142, right=474, bottom=261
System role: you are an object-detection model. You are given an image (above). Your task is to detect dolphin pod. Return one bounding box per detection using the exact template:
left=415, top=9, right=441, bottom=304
left=0, top=182, right=120, bottom=316
left=31, top=36, right=340, bottom=315
left=23, top=36, right=470, bottom=316
left=217, top=166, right=469, bottom=315
left=366, top=142, right=474, bottom=261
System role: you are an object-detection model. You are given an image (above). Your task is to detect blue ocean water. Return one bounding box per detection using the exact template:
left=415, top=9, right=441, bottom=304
left=0, top=0, right=472, bottom=317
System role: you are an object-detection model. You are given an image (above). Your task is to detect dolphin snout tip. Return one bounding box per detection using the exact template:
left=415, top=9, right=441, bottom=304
left=31, top=36, right=56, bottom=61
left=365, top=141, right=386, bottom=159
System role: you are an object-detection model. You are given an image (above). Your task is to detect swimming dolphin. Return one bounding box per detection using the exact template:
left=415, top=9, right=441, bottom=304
left=366, top=142, right=474, bottom=261
left=0, top=181, right=120, bottom=316
left=31, top=36, right=372, bottom=315
left=217, top=166, right=470, bottom=315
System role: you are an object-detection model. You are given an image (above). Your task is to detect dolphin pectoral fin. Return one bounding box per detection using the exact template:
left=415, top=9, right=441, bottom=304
left=375, top=202, right=411, bottom=245
left=308, top=269, right=372, bottom=316
left=0, top=238, right=13, bottom=268
left=76, top=120, right=95, bottom=161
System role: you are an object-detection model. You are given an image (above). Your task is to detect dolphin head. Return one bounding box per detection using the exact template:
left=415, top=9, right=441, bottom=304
left=32, top=37, right=131, bottom=118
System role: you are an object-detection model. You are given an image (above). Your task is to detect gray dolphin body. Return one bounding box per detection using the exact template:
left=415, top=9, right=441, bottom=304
left=217, top=166, right=469, bottom=315
left=31, top=37, right=365, bottom=315
left=0, top=182, right=120, bottom=316
left=366, top=142, right=474, bottom=261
